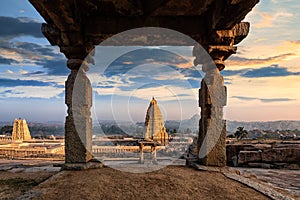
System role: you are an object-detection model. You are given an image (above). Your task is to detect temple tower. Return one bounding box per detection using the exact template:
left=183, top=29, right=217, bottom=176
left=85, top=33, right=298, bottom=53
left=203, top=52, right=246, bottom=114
left=144, top=97, right=168, bottom=145
left=12, top=118, right=31, bottom=141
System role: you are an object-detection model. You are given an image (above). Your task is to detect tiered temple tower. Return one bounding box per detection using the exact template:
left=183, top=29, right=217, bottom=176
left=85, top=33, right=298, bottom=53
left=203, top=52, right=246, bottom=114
left=12, top=119, right=31, bottom=141
left=144, top=97, right=168, bottom=146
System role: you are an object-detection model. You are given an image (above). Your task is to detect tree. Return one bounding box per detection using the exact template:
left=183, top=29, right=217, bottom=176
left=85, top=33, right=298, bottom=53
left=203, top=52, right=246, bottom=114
left=234, top=127, right=248, bottom=140
left=0, top=126, right=13, bottom=135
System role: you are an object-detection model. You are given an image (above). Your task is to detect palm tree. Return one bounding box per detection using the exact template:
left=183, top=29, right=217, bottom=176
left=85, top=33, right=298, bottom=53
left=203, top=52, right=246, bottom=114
left=234, top=127, right=248, bottom=140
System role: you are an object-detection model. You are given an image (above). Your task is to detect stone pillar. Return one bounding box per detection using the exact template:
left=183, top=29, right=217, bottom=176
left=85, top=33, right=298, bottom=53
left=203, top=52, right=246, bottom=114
left=65, top=59, right=93, bottom=163
left=151, top=146, right=158, bottom=164
left=193, top=43, right=236, bottom=167
left=198, top=64, right=227, bottom=166
left=139, top=143, right=144, bottom=164
left=191, top=24, right=250, bottom=167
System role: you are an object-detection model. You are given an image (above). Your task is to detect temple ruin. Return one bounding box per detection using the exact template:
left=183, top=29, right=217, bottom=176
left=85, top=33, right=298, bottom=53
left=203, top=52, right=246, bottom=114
left=144, top=97, right=169, bottom=146
left=12, top=119, right=31, bottom=141
left=0, top=118, right=65, bottom=159
left=28, top=0, right=260, bottom=168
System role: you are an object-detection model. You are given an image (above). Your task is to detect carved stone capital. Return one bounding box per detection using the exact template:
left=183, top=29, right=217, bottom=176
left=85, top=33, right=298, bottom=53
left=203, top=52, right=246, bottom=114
left=60, top=43, right=95, bottom=60
left=67, top=59, right=89, bottom=71
left=208, top=45, right=237, bottom=71
left=193, top=22, right=250, bottom=71
left=193, top=44, right=237, bottom=71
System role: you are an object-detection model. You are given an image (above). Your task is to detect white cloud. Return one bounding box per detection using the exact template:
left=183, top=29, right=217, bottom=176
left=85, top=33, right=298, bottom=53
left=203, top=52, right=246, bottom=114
left=7, top=70, right=14, bottom=74
left=0, top=86, right=64, bottom=99
left=19, top=70, right=28, bottom=75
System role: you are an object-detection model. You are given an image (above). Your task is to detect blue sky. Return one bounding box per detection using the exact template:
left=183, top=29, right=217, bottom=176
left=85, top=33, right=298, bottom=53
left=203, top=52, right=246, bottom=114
left=0, top=0, right=299, bottom=122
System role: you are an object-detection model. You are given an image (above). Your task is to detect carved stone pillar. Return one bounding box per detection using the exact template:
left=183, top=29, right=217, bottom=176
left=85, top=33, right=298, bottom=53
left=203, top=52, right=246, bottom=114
left=198, top=61, right=227, bottom=166
left=189, top=24, right=251, bottom=167
left=193, top=29, right=238, bottom=166
left=65, top=59, right=93, bottom=163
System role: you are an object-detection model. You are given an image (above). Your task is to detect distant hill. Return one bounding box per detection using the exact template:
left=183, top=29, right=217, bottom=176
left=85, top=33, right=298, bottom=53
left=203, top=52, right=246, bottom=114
left=227, top=120, right=300, bottom=132
left=168, top=114, right=300, bottom=133
left=0, top=122, right=12, bottom=127
left=2, top=116, right=300, bottom=135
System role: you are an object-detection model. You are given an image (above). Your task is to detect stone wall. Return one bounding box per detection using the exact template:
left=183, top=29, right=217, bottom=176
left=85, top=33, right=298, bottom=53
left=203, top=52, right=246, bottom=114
left=227, top=142, right=300, bottom=168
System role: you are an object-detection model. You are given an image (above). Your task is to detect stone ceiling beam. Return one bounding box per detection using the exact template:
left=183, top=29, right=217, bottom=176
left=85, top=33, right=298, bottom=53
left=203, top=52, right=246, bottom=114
left=84, top=16, right=209, bottom=36
left=29, top=0, right=259, bottom=48
left=215, top=0, right=259, bottom=29
left=140, top=0, right=171, bottom=15
left=29, top=0, right=80, bottom=32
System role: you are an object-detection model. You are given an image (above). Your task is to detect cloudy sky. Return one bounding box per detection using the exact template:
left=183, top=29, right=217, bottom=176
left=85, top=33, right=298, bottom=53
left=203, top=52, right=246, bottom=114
left=0, top=0, right=299, bottom=123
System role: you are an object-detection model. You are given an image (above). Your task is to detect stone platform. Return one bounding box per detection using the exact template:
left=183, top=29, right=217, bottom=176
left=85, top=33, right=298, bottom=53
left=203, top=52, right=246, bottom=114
left=17, top=166, right=269, bottom=200
left=1, top=159, right=297, bottom=200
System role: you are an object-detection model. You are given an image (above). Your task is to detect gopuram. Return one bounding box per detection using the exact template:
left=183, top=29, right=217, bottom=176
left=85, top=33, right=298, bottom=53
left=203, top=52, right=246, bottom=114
left=144, top=97, right=169, bottom=146
left=28, top=0, right=260, bottom=168
left=12, top=118, right=31, bottom=141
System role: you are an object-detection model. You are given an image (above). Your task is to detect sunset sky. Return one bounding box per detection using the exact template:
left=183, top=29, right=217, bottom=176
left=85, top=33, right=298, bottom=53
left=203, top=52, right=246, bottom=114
left=0, top=0, right=299, bottom=122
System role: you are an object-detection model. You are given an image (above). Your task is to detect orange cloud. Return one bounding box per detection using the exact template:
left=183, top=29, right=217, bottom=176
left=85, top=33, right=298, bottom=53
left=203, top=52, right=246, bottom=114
left=225, top=53, right=294, bottom=67
left=253, top=11, right=295, bottom=29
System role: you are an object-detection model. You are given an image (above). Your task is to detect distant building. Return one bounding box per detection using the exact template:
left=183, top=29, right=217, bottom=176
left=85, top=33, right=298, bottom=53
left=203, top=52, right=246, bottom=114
left=144, top=97, right=168, bottom=145
left=0, top=119, right=65, bottom=159
left=12, top=118, right=31, bottom=141
left=0, top=140, right=65, bottom=159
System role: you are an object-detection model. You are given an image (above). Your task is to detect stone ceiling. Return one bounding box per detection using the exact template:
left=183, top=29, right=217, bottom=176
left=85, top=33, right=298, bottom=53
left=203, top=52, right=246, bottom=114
left=29, top=0, right=259, bottom=60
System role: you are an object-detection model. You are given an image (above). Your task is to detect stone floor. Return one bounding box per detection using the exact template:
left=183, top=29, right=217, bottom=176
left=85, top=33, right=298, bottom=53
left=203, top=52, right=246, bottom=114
left=0, top=159, right=62, bottom=172
left=0, top=159, right=298, bottom=200
left=238, top=168, right=300, bottom=199
left=0, top=159, right=63, bottom=199
left=18, top=166, right=269, bottom=200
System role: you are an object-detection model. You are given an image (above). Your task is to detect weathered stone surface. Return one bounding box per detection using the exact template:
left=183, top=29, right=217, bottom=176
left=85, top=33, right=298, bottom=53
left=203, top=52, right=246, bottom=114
left=227, top=143, right=300, bottom=168
left=29, top=0, right=259, bottom=47
left=197, top=68, right=227, bottom=167
left=17, top=166, right=269, bottom=200
left=238, top=151, right=262, bottom=165
left=262, top=148, right=300, bottom=163
left=65, top=61, right=93, bottom=163
left=193, top=44, right=230, bottom=167
left=239, top=168, right=300, bottom=199
left=62, top=161, right=103, bottom=170
left=226, top=144, right=253, bottom=166
left=186, top=136, right=199, bottom=162
left=190, top=163, right=294, bottom=200
left=224, top=171, right=294, bottom=200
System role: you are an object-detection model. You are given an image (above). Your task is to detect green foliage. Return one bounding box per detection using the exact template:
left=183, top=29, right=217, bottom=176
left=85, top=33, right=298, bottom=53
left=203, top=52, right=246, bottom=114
left=0, top=125, right=13, bottom=134
left=234, top=127, right=248, bottom=140
left=29, top=125, right=64, bottom=137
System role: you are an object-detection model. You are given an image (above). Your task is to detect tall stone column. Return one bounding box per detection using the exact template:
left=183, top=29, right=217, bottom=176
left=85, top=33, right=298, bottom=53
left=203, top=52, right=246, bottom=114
left=65, top=59, right=93, bottom=163
left=191, top=24, right=250, bottom=167
left=198, top=59, right=227, bottom=166
left=193, top=41, right=236, bottom=166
